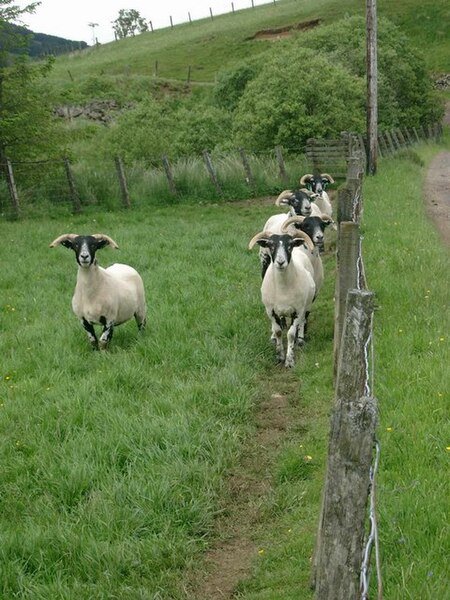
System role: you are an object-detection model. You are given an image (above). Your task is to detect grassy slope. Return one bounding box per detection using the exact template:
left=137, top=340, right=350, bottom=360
left=47, top=0, right=449, bottom=99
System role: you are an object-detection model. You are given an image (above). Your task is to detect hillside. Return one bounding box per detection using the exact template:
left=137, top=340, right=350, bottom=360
left=2, top=22, right=88, bottom=57
left=45, top=0, right=449, bottom=100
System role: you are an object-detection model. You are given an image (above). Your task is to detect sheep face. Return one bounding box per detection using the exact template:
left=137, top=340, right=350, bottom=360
left=254, top=234, right=306, bottom=271
left=57, top=235, right=115, bottom=268
left=297, top=216, right=332, bottom=250
left=302, top=173, right=334, bottom=197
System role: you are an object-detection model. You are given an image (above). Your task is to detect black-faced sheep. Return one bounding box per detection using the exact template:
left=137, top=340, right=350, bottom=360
left=50, top=233, right=146, bottom=350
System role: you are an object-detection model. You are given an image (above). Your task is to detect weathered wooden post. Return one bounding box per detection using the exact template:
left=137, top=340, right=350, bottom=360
left=161, top=155, right=177, bottom=196
left=274, top=145, right=288, bottom=185
left=5, top=159, right=20, bottom=219
left=366, top=0, right=378, bottom=175
left=313, top=290, right=377, bottom=600
left=63, top=157, right=82, bottom=214
left=384, top=130, right=395, bottom=154
left=187, top=65, right=192, bottom=83
left=203, top=150, right=222, bottom=195
left=209, top=7, right=213, bottom=20
left=114, top=156, right=131, bottom=208
left=391, top=129, right=402, bottom=150
left=170, top=16, right=174, bottom=28
left=239, top=147, right=254, bottom=186
left=333, top=222, right=361, bottom=377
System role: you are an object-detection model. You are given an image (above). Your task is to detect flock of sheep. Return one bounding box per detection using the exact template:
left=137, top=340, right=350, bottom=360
left=50, top=172, right=335, bottom=367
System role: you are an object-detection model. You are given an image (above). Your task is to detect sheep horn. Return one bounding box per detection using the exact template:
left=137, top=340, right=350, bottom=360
left=299, top=188, right=319, bottom=199
left=290, top=230, right=314, bottom=253
left=248, top=231, right=272, bottom=250
left=49, top=233, right=80, bottom=247
left=319, top=214, right=337, bottom=230
left=320, top=173, right=335, bottom=183
left=281, top=215, right=305, bottom=233
left=299, top=173, right=313, bottom=185
left=275, top=190, right=295, bottom=206
left=92, top=234, right=119, bottom=249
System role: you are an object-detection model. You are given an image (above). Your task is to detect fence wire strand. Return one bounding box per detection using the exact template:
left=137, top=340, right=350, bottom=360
left=360, top=439, right=382, bottom=599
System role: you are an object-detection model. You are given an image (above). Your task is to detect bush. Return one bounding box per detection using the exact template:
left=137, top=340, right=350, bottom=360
left=296, top=15, right=444, bottom=128
left=232, top=47, right=365, bottom=152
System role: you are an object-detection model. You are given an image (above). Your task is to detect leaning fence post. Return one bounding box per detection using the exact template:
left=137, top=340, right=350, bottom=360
left=312, top=289, right=377, bottom=600
left=239, top=147, right=254, bottom=186
left=63, top=157, right=82, bottom=214
left=162, top=155, right=177, bottom=196
left=274, top=145, right=288, bottom=185
left=4, top=159, right=21, bottom=219
left=203, top=150, right=222, bottom=195
left=114, top=156, right=131, bottom=208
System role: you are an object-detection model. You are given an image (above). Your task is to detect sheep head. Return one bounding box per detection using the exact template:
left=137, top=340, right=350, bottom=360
left=50, top=233, right=119, bottom=268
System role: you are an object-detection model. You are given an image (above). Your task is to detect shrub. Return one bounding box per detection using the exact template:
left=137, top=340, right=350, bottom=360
left=296, top=15, right=444, bottom=128
left=232, top=47, right=365, bottom=152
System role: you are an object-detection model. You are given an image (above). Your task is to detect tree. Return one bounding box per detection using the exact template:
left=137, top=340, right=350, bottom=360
left=112, top=9, right=148, bottom=39
left=0, top=1, right=60, bottom=161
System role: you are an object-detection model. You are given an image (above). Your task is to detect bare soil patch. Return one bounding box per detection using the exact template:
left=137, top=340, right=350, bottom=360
left=249, top=19, right=321, bottom=41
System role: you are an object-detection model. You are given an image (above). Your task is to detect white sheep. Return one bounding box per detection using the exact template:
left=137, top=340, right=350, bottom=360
left=249, top=229, right=315, bottom=368
left=281, top=214, right=335, bottom=297
left=259, top=188, right=317, bottom=278
left=299, top=172, right=335, bottom=217
left=50, top=233, right=146, bottom=350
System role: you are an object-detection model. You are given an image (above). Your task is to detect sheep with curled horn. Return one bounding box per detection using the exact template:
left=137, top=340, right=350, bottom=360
left=50, top=233, right=146, bottom=350
left=248, top=228, right=316, bottom=368
left=258, top=188, right=318, bottom=279
left=299, top=172, right=335, bottom=217
left=281, top=214, right=335, bottom=297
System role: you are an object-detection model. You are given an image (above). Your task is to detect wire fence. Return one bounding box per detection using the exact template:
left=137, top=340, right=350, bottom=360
left=0, top=122, right=442, bottom=221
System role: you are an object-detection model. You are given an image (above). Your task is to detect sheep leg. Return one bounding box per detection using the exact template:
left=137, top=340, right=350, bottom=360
left=82, top=318, right=99, bottom=350
left=298, top=311, right=310, bottom=345
left=99, top=318, right=114, bottom=350
left=134, top=311, right=146, bottom=332
left=285, top=313, right=299, bottom=368
left=270, top=312, right=285, bottom=363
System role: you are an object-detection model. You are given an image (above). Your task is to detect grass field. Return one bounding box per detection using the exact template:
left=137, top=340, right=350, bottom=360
left=1, top=137, right=449, bottom=598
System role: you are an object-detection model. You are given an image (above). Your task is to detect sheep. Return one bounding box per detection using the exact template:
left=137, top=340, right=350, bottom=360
left=50, top=233, right=146, bottom=350
left=299, top=172, right=335, bottom=217
left=259, top=188, right=318, bottom=278
left=248, top=229, right=316, bottom=368
left=281, top=214, right=335, bottom=297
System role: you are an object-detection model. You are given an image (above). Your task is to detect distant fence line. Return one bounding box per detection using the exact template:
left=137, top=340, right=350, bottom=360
left=0, top=123, right=442, bottom=220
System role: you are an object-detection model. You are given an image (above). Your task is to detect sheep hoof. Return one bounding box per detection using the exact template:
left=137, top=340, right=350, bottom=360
left=297, top=337, right=305, bottom=347
left=285, top=358, right=295, bottom=368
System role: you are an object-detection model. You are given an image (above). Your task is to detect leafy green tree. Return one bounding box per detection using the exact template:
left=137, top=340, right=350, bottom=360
left=213, top=57, right=263, bottom=112
left=296, top=15, right=444, bottom=128
left=112, top=9, right=148, bottom=39
left=232, top=47, right=365, bottom=152
left=0, top=1, right=60, bottom=161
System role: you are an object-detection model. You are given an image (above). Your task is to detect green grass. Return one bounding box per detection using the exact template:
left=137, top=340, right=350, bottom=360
left=46, top=0, right=449, bottom=101
left=1, top=139, right=449, bottom=598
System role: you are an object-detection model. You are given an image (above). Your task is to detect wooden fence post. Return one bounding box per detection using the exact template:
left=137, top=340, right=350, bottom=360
left=63, top=157, right=82, bottom=214
left=203, top=150, right=222, bottom=195
left=162, top=155, right=177, bottom=196
left=5, top=159, right=20, bottom=219
left=333, top=222, right=361, bottom=378
left=114, top=156, right=131, bottom=208
left=313, top=290, right=377, bottom=600
left=239, top=147, right=254, bottom=186
left=384, top=130, right=395, bottom=154
left=274, top=145, right=288, bottom=185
